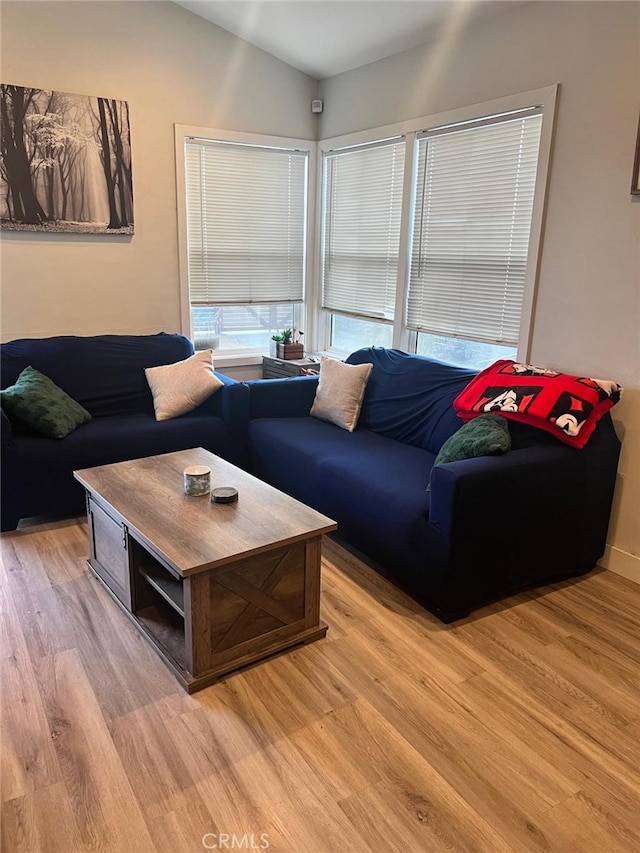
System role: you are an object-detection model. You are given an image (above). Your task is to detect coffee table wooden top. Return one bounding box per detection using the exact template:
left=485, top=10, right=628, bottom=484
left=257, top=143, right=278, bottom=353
left=74, top=448, right=337, bottom=577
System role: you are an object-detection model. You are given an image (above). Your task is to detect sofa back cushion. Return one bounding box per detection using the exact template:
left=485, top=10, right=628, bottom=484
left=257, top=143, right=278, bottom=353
left=346, top=347, right=477, bottom=454
left=0, top=333, right=194, bottom=417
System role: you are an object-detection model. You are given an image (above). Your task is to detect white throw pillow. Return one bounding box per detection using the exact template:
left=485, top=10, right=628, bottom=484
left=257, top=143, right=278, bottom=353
left=144, top=349, right=223, bottom=421
left=310, top=357, right=373, bottom=432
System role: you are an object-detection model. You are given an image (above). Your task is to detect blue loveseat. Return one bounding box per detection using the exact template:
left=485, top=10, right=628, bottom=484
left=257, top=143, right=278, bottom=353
left=0, top=333, right=248, bottom=531
left=246, top=347, right=621, bottom=622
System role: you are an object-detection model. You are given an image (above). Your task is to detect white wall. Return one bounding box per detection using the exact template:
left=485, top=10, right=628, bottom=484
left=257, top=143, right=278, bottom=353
left=0, top=0, right=317, bottom=339
left=319, top=1, right=640, bottom=580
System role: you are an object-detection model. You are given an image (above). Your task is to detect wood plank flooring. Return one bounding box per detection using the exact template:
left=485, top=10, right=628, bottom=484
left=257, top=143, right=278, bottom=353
left=2, top=516, right=640, bottom=852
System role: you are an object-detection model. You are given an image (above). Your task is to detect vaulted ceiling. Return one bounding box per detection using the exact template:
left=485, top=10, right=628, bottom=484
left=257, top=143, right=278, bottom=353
left=173, top=1, right=525, bottom=79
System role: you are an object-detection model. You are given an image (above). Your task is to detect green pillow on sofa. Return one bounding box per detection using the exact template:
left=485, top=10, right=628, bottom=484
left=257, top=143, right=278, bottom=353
left=428, top=414, right=510, bottom=491
left=0, top=366, right=91, bottom=439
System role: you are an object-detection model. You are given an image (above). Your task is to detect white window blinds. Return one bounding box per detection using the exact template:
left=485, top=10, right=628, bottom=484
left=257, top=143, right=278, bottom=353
left=322, top=139, right=405, bottom=320
left=185, top=139, right=308, bottom=305
left=407, top=112, right=543, bottom=345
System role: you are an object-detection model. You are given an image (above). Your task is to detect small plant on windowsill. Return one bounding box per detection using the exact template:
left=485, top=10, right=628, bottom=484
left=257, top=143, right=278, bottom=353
left=273, top=328, right=304, bottom=360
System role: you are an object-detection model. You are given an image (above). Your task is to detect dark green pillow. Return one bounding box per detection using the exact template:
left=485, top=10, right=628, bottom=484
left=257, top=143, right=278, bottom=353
left=428, top=414, right=510, bottom=491
left=0, top=366, right=91, bottom=439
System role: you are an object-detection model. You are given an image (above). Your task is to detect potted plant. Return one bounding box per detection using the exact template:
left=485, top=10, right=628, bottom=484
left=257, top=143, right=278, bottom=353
left=274, top=328, right=304, bottom=360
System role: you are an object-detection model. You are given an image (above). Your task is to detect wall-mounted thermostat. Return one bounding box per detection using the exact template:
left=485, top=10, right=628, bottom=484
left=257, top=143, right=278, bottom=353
left=311, top=99, right=323, bottom=114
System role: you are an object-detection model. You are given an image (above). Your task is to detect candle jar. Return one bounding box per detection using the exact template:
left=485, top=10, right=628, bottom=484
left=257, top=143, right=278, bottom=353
left=183, top=465, right=211, bottom=496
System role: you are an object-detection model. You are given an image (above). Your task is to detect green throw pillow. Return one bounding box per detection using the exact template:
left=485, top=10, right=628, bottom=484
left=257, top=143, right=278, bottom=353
left=0, top=366, right=91, bottom=439
left=427, top=414, right=510, bottom=491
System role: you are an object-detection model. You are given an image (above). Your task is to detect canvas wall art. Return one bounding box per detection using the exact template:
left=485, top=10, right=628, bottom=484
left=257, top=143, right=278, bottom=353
left=0, top=83, right=133, bottom=233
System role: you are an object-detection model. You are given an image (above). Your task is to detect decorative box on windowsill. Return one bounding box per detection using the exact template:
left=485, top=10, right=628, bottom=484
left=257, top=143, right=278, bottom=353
left=276, top=342, right=304, bottom=360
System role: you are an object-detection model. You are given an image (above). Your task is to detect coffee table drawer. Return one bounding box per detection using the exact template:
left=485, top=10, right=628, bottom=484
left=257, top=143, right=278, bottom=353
left=87, top=497, right=130, bottom=606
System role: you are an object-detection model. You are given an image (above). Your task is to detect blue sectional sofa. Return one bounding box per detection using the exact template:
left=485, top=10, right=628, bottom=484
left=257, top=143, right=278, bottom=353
left=246, top=347, right=621, bottom=622
left=1, top=336, right=622, bottom=622
left=0, top=333, right=248, bottom=531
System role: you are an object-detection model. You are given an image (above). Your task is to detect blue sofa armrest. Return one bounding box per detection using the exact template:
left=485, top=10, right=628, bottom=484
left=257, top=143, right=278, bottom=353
left=214, top=370, right=237, bottom=387
left=188, top=374, right=249, bottom=432
left=430, top=444, right=576, bottom=535
left=245, top=375, right=319, bottom=420
left=429, top=419, right=620, bottom=580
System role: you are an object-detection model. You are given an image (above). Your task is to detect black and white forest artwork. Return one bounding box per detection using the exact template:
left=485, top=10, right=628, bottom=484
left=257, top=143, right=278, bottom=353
left=0, top=84, right=133, bottom=234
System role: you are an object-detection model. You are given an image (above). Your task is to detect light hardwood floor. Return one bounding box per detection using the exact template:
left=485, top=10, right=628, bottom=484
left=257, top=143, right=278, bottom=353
left=2, top=516, right=640, bottom=852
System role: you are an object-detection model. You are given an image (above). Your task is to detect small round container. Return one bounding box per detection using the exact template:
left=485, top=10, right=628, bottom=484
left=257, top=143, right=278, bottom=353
left=183, top=465, right=211, bottom=496
left=211, top=486, right=238, bottom=504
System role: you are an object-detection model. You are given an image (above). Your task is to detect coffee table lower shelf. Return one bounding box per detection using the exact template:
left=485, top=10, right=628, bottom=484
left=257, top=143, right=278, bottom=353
left=91, top=569, right=328, bottom=692
left=135, top=600, right=328, bottom=692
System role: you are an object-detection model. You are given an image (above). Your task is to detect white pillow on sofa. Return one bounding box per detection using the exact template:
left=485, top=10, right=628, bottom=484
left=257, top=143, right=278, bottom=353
left=144, top=349, right=223, bottom=421
left=310, top=357, right=373, bottom=432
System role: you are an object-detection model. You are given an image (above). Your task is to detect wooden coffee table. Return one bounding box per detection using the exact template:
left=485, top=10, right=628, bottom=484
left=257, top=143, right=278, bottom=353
left=74, top=448, right=337, bottom=692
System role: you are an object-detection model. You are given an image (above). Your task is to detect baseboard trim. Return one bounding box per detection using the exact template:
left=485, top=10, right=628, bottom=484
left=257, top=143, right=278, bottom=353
left=598, top=544, right=640, bottom=585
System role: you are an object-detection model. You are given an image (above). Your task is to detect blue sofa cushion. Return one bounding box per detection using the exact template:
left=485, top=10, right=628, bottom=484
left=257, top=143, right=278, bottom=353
left=9, top=412, right=239, bottom=493
left=249, top=416, right=435, bottom=519
left=1, top=411, right=240, bottom=529
left=248, top=416, right=453, bottom=588
left=346, top=347, right=477, bottom=455
left=0, top=333, right=194, bottom=418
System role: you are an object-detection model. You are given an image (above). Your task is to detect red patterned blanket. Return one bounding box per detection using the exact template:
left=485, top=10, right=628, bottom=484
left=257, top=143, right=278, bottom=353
left=454, top=360, right=622, bottom=449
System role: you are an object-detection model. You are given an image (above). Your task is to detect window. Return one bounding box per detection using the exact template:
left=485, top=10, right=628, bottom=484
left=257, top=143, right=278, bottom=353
left=177, top=128, right=312, bottom=356
left=416, top=332, right=516, bottom=368
left=321, top=138, right=405, bottom=351
left=331, top=314, right=393, bottom=355
left=316, top=87, right=556, bottom=368
left=191, top=304, right=296, bottom=352
left=407, top=111, right=543, bottom=366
